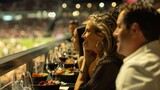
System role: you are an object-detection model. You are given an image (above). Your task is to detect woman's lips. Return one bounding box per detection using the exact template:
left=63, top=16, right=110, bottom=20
left=116, top=40, right=119, bottom=46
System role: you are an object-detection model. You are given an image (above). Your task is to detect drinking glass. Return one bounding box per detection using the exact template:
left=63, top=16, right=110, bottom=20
left=73, top=56, right=78, bottom=69
left=33, top=61, right=44, bottom=74
left=12, top=72, right=23, bottom=90
left=59, top=47, right=68, bottom=69
left=45, top=52, right=59, bottom=78
left=21, top=71, right=33, bottom=90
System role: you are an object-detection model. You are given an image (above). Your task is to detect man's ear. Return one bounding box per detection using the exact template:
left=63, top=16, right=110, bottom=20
left=130, top=22, right=142, bottom=38
left=130, top=22, right=147, bottom=43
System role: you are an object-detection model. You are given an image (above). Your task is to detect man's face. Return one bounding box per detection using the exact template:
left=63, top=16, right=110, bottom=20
left=113, top=10, right=133, bottom=57
left=71, top=29, right=79, bottom=51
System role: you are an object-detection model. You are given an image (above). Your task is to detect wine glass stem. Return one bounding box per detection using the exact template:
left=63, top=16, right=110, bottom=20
left=52, top=71, right=58, bottom=80
left=51, top=71, right=54, bottom=78
left=63, top=62, right=65, bottom=69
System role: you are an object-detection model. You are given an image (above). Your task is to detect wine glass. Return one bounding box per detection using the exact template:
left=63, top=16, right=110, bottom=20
left=21, top=71, right=33, bottom=90
left=12, top=71, right=23, bottom=90
left=59, top=47, right=68, bottom=69
left=72, top=55, right=78, bottom=69
left=45, top=52, right=59, bottom=78
left=33, top=61, right=44, bottom=74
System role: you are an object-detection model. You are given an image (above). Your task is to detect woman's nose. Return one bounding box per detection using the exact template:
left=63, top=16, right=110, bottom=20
left=113, top=28, right=118, bottom=38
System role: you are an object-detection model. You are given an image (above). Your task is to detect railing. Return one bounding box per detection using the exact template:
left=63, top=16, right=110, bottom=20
left=0, top=38, right=66, bottom=89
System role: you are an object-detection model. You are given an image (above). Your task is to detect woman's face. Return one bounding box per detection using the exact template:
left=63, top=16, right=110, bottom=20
left=71, top=29, right=79, bottom=51
left=81, top=20, right=100, bottom=52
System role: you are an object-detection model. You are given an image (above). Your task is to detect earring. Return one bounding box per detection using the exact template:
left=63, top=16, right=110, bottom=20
left=96, top=41, right=100, bottom=48
left=96, top=40, right=104, bottom=48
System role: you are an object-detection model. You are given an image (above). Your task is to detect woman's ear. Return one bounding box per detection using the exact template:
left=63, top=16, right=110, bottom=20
left=97, top=32, right=104, bottom=39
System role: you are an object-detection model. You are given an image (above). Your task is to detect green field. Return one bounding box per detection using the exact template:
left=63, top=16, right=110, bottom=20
left=0, top=37, right=54, bottom=57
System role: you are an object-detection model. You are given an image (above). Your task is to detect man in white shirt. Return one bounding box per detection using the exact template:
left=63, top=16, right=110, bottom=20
left=113, top=2, right=160, bottom=90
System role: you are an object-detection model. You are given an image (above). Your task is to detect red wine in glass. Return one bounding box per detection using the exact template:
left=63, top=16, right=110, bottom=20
left=73, top=57, right=77, bottom=60
left=65, top=64, right=74, bottom=68
left=59, top=57, right=67, bottom=63
left=59, top=57, right=67, bottom=69
left=45, top=63, right=58, bottom=72
left=47, top=63, right=58, bottom=70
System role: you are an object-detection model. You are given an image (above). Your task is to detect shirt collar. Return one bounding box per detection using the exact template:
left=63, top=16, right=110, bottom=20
left=123, top=40, right=160, bottom=63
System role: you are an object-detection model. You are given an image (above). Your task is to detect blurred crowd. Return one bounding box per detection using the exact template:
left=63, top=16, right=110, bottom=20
left=0, top=19, right=48, bottom=38
left=0, top=0, right=59, bottom=11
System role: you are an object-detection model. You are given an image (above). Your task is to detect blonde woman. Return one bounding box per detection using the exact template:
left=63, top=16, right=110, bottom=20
left=74, top=12, right=123, bottom=90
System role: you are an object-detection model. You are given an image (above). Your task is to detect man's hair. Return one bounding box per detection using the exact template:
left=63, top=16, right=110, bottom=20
left=120, top=2, right=160, bottom=41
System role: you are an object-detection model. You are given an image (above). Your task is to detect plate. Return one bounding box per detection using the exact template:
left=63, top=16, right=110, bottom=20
left=33, top=84, right=60, bottom=90
left=55, top=73, right=78, bottom=83
left=32, top=76, right=47, bottom=84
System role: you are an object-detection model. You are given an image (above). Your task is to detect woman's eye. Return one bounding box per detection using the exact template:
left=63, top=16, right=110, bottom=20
left=117, top=25, right=121, bottom=28
left=86, top=29, right=90, bottom=32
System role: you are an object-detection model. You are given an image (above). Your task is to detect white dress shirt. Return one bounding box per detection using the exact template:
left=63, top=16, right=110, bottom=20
left=116, top=40, right=160, bottom=90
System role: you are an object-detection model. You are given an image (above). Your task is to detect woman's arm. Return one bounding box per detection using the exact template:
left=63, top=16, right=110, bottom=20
left=74, top=50, right=96, bottom=90
left=74, top=58, right=89, bottom=90
left=77, top=56, right=84, bottom=69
